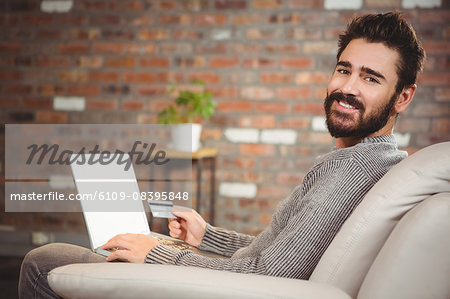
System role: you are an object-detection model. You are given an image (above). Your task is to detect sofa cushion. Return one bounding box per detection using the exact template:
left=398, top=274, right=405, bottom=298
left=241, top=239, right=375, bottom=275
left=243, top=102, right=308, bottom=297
left=357, top=193, right=450, bottom=299
left=48, top=263, right=351, bottom=299
left=310, top=142, right=450, bottom=297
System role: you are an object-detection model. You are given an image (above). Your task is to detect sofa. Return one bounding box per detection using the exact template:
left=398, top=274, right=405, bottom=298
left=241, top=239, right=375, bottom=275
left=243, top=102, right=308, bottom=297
left=48, top=142, right=450, bottom=299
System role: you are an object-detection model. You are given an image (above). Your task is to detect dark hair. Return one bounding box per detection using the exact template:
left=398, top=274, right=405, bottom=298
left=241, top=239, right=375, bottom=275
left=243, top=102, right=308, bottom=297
left=337, top=11, right=425, bottom=93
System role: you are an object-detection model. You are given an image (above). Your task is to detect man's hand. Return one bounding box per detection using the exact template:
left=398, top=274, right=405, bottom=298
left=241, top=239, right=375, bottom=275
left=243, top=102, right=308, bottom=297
left=100, top=233, right=159, bottom=263
left=168, top=208, right=207, bottom=247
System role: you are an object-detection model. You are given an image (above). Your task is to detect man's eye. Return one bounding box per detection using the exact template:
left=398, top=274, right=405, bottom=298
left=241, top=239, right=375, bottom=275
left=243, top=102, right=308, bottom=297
left=337, top=69, right=350, bottom=75
left=365, top=76, right=379, bottom=84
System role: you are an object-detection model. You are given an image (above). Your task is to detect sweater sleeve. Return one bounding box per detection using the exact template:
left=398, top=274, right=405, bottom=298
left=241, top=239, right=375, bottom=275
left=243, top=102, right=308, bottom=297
left=145, top=160, right=375, bottom=279
left=196, top=224, right=256, bottom=257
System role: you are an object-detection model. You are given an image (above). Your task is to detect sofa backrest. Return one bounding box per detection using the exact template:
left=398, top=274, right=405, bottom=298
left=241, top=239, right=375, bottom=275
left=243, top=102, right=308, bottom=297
left=357, top=192, right=450, bottom=299
left=309, top=142, right=450, bottom=297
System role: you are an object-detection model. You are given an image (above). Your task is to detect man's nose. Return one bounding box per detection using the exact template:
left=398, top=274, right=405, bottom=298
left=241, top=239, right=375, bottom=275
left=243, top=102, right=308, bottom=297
left=341, top=75, right=360, bottom=96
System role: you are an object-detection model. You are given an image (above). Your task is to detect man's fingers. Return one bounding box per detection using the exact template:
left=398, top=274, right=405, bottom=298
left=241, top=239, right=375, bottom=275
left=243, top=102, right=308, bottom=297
left=106, top=249, right=131, bottom=262
left=101, top=235, right=131, bottom=250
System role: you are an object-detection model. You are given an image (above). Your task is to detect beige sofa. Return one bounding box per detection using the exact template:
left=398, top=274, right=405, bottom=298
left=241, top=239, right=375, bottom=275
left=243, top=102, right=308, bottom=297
left=48, top=142, right=450, bottom=299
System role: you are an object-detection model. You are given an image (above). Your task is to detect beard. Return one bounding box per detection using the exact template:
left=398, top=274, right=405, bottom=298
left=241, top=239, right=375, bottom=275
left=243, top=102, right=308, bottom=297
left=324, top=91, right=398, bottom=139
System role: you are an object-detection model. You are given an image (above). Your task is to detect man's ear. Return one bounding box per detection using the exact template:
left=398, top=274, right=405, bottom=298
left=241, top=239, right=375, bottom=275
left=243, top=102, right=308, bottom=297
left=395, top=84, right=416, bottom=113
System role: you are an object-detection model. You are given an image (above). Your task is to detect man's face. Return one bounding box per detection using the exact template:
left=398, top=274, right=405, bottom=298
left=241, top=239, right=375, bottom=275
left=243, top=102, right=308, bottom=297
left=325, top=38, right=400, bottom=138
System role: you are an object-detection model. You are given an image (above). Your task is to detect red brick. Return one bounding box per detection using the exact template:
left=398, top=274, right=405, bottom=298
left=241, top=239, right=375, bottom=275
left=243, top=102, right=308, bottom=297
left=289, top=0, right=323, bottom=8
left=174, top=57, right=205, bottom=68
left=24, top=97, right=53, bottom=109
left=257, top=185, right=291, bottom=198
left=140, top=57, right=170, bottom=68
left=242, top=58, right=276, bottom=69
left=4, top=85, right=32, bottom=95
left=231, top=14, right=262, bottom=25
left=196, top=43, right=227, bottom=54
left=208, top=86, right=238, bottom=98
left=93, top=42, right=123, bottom=54
left=173, top=29, right=203, bottom=40
left=89, top=71, right=120, bottom=82
left=277, top=117, right=310, bottom=129
left=413, top=104, right=450, bottom=117
left=436, top=88, right=450, bottom=102
left=58, top=43, right=89, bottom=54
left=37, top=56, right=71, bottom=68
left=252, top=0, right=283, bottom=9
left=201, top=128, right=222, bottom=140
left=0, top=70, right=22, bottom=81
left=268, top=13, right=301, bottom=24
left=160, top=43, right=193, bottom=54
left=53, top=15, right=87, bottom=26
left=240, top=144, right=275, bottom=156
left=22, top=15, right=53, bottom=26
left=159, top=14, right=190, bottom=25
left=298, top=132, right=333, bottom=144
left=123, top=43, right=157, bottom=54
left=277, top=172, right=303, bottom=185
left=37, top=29, right=63, bottom=40
left=58, top=70, right=88, bottom=82
left=121, top=100, right=145, bottom=111
left=255, top=102, right=290, bottom=114
left=221, top=157, right=255, bottom=169
left=239, top=115, right=275, bottom=128
left=90, top=14, right=121, bottom=25
left=215, top=0, right=247, bottom=9
left=37, top=84, right=65, bottom=96
left=287, top=27, right=322, bottom=40
left=128, top=15, right=153, bottom=26
left=0, top=42, right=21, bottom=53
left=423, top=41, right=450, bottom=54
left=260, top=72, right=292, bottom=84
left=293, top=102, right=324, bottom=114
left=137, top=86, right=167, bottom=96
left=295, top=72, right=330, bottom=85
left=105, top=57, right=136, bottom=68
left=266, top=43, right=299, bottom=54
left=431, top=118, right=450, bottom=134
left=77, top=56, right=103, bottom=68
left=229, top=43, right=262, bottom=54
left=123, top=72, right=155, bottom=83
left=277, top=87, right=313, bottom=99
left=240, top=86, right=275, bottom=100
left=148, top=99, right=170, bottom=111
left=281, top=58, right=313, bottom=69
left=217, top=101, right=253, bottom=113
left=67, top=85, right=100, bottom=96
left=246, top=28, right=281, bottom=39
left=107, top=1, right=143, bottom=10
left=194, top=14, right=226, bottom=25
left=209, top=57, right=239, bottom=68
left=138, top=29, right=169, bottom=40
left=0, top=97, right=21, bottom=108
left=420, top=11, right=450, bottom=23
left=36, top=111, right=68, bottom=123
left=188, top=72, right=221, bottom=84
left=137, top=113, right=158, bottom=124
left=85, top=99, right=117, bottom=110
left=156, top=72, right=184, bottom=83
left=396, top=118, right=431, bottom=133
left=102, top=29, right=134, bottom=40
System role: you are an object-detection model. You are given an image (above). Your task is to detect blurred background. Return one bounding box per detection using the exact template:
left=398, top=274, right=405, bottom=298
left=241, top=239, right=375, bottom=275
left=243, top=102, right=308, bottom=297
left=1, top=0, right=449, bottom=297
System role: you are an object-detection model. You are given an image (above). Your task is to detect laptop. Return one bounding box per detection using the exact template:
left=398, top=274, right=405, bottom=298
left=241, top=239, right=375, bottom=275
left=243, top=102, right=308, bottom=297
left=70, top=153, right=216, bottom=258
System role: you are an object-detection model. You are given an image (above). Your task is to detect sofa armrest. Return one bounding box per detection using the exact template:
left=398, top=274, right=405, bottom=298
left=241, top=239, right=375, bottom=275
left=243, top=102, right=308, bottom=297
left=48, top=263, right=351, bottom=299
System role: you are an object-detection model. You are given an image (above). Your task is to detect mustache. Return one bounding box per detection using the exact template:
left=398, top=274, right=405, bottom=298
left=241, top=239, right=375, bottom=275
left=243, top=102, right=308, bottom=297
left=327, top=92, right=364, bottom=110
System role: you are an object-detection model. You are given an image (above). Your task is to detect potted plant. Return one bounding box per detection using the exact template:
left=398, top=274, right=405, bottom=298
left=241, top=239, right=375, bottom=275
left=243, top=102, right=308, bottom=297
left=158, top=80, right=215, bottom=152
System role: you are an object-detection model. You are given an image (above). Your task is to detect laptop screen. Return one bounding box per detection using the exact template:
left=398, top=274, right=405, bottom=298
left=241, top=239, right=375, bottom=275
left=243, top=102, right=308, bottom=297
left=70, top=154, right=151, bottom=250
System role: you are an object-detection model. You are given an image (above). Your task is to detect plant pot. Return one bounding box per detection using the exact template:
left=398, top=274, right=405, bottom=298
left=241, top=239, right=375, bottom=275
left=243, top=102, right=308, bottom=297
left=170, top=123, right=202, bottom=153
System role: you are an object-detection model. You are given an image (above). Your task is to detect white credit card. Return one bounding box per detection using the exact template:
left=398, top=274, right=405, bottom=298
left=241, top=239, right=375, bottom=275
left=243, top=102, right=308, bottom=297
left=148, top=200, right=176, bottom=218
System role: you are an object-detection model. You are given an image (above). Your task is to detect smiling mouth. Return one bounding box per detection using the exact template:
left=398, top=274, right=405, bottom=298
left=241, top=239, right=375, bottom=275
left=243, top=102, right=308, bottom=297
left=337, top=100, right=358, bottom=110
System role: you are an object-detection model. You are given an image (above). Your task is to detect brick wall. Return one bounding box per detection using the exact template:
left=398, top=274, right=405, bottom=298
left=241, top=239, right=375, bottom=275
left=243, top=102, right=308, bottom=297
left=1, top=0, right=449, bottom=236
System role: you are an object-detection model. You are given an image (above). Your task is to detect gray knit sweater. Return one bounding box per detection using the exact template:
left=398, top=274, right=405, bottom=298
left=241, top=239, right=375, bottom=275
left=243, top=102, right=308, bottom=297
left=145, top=135, right=407, bottom=280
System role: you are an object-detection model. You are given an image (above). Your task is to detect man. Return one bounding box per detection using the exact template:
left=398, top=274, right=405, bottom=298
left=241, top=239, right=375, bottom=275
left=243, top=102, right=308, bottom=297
left=19, top=11, right=424, bottom=298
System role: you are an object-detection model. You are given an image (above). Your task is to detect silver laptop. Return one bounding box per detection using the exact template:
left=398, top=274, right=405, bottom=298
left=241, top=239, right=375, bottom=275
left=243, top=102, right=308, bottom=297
left=70, top=153, right=210, bottom=257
